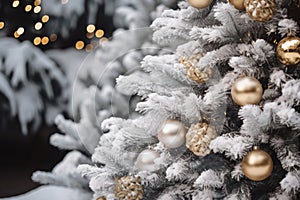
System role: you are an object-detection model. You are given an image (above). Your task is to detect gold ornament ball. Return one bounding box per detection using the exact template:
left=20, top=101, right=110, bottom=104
left=277, top=36, right=300, bottom=65
left=231, top=76, right=263, bottom=106
left=96, top=197, right=106, bottom=200
left=135, top=149, right=160, bottom=172
left=244, top=0, right=276, bottom=22
left=158, top=119, right=187, bottom=149
left=188, top=0, right=213, bottom=9
left=228, top=0, right=245, bottom=10
left=242, top=146, right=273, bottom=181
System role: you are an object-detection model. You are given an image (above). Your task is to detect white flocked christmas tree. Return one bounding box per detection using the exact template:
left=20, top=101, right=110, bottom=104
left=5, top=0, right=300, bottom=199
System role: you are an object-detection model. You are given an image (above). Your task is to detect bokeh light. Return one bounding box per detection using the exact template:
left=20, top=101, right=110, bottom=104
left=12, top=1, right=20, bottom=8
left=95, top=29, right=104, bottom=38
left=42, top=15, right=49, bottom=23
left=0, top=22, right=5, bottom=30
left=35, top=22, right=43, bottom=30
left=17, top=27, right=24, bottom=35
left=33, top=37, right=41, bottom=45
left=41, top=36, right=49, bottom=45
left=86, top=24, right=95, bottom=33
left=25, top=5, right=32, bottom=12
left=34, top=6, right=42, bottom=14
left=75, top=41, right=84, bottom=50
left=50, top=34, right=57, bottom=42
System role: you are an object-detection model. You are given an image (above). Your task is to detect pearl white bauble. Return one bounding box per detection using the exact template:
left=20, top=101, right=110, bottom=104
left=135, top=149, right=160, bottom=171
left=158, top=119, right=187, bottom=149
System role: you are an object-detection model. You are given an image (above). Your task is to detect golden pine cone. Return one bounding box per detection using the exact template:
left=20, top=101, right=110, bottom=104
left=186, top=123, right=217, bottom=156
left=114, top=176, right=144, bottom=200
left=244, top=0, right=276, bottom=22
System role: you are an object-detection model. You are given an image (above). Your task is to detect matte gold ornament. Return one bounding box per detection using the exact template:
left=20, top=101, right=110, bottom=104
left=244, top=0, right=276, bottom=22
left=135, top=149, right=160, bottom=171
left=231, top=76, right=263, bottom=106
left=158, top=119, right=187, bottom=149
left=96, top=197, right=106, bottom=200
left=276, top=36, right=300, bottom=65
left=242, top=146, right=273, bottom=181
left=114, top=176, right=143, bottom=200
left=188, top=0, right=213, bottom=9
left=179, top=53, right=211, bottom=83
left=186, top=122, right=217, bottom=156
left=228, top=0, right=245, bottom=10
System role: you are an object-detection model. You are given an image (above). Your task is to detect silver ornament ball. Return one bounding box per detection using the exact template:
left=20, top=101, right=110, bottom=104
left=158, top=119, right=187, bottom=149
left=135, top=149, right=160, bottom=172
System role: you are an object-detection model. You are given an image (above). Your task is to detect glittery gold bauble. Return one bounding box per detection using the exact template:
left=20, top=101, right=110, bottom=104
left=276, top=36, right=300, bottom=65
left=244, top=0, right=276, bottom=22
left=242, top=146, right=273, bottom=181
left=179, top=53, right=211, bottom=83
left=231, top=76, right=263, bottom=106
left=135, top=149, right=160, bottom=172
left=228, top=0, right=245, bottom=10
left=158, top=119, right=187, bottom=149
left=96, top=197, right=106, bottom=200
left=186, top=122, right=217, bottom=156
left=188, top=0, right=213, bottom=9
left=114, top=176, right=143, bottom=200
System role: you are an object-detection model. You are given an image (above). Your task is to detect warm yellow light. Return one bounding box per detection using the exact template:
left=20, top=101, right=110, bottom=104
left=75, top=41, right=84, bottom=50
left=50, top=34, right=57, bottom=42
left=61, top=0, right=69, bottom=4
left=86, top=44, right=93, bottom=52
left=12, top=1, right=20, bottom=8
left=35, top=22, right=43, bottom=30
left=14, top=31, right=20, bottom=38
left=33, top=37, right=41, bottom=45
left=86, top=24, right=95, bottom=33
left=17, top=27, right=24, bottom=35
left=25, top=5, right=32, bottom=12
left=95, top=29, right=104, bottom=38
left=0, top=22, right=5, bottom=30
left=86, top=32, right=94, bottom=39
left=34, top=6, right=41, bottom=13
left=34, top=0, right=42, bottom=6
left=41, top=37, right=49, bottom=45
left=42, top=15, right=49, bottom=23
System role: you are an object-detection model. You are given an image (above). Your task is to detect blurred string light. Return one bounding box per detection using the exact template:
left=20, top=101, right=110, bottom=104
left=34, top=0, right=42, bottom=6
left=95, top=29, right=104, bottom=38
left=75, top=41, right=84, bottom=50
left=17, top=27, right=24, bottom=35
left=50, top=34, right=57, bottom=42
left=33, top=37, right=41, bottom=45
left=12, top=0, right=20, bottom=8
left=34, top=6, right=42, bottom=14
left=25, top=5, right=32, bottom=12
left=42, top=15, right=49, bottom=23
left=85, top=44, right=93, bottom=52
left=41, top=36, right=49, bottom=45
left=86, top=24, right=95, bottom=33
left=35, top=22, right=43, bottom=30
left=0, top=22, right=5, bottom=30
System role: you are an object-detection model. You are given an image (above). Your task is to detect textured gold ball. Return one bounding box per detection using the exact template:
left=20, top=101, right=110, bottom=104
left=231, top=76, right=263, bottom=106
left=135, top=149, right=160, bottom=172
left=115, top=176, right=143, bottom=200
left=188, top=0, right=213, bottom=9
left=158, top=119, right=187, bottom=149
left=242, top=146, right=273, bottom=181
left=277, top=36, right=300, bottom=65
left=186, top=122, right=217, bottom=156
left=244, top=0, right=276, bottom=22
left=228, top=0, right=245, bottom=10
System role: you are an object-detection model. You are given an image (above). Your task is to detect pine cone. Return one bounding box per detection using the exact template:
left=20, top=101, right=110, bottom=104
left=186, top=123, right=217, bottom=156
left=114, top=176, right=144, bottom=200
left=179, top=53, right=211, bottom=84
left=245, top=0, right=276, bottom=22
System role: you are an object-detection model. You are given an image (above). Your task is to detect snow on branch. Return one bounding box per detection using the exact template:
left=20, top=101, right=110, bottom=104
left=193, top=169, right=226, bottom=189
left=210, top=133, right=253, bottom=160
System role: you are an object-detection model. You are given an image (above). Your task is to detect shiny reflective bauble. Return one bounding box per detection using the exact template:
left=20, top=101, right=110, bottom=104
left=277, top=36, right=300, bottom=65
left=188, top=0, right=213, bottom=9
left=158, top=119, right=187, bottom=149
left=96, top=197, right=106, bottom=200
left=231, top=76, right=263, bottom=106
left=228, top=0, right=245, bottom=10
left=135, top=149, right=160, bottom=171
left=242, top=146, right=273, bottom=181
left=244, top=0, right=276, bottom=22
